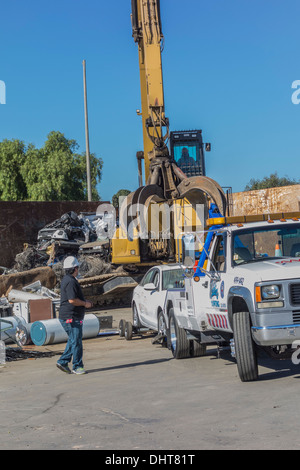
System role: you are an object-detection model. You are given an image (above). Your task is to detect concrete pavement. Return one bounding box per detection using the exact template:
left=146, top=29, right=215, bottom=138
left=1, top=307, right=300, bottom=450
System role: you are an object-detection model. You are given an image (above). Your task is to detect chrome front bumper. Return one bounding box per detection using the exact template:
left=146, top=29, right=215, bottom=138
left=252, top=324, right=300, bottom=346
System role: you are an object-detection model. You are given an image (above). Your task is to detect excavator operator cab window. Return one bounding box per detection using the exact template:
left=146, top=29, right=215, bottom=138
left=174, top=145, right=197, bottom=166
left=170, top=130, right=206, bottom=177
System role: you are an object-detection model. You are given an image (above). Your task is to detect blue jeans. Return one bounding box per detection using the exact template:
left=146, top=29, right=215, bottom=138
left=57, top=319, right=83, bottom=370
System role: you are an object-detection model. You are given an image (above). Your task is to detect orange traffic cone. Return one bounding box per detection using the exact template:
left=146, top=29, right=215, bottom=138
left=275, top=243, right=282, bottom=257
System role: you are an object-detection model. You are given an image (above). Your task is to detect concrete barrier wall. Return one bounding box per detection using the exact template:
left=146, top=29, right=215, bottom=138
left=0, top=201, right=108, bottom=268
left=232, top=185, right=300, bottom=216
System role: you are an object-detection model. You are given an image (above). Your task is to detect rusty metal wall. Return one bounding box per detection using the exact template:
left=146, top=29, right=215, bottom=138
left=232, top=185, right=300, bottom=216
left=0, top=201, right=109, bottom=268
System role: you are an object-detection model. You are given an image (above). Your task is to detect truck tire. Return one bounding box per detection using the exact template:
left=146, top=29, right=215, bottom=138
left=190, top=340, right=206, bottom=357
left=132, top=303, right=141, bottom=331
left=124, top=321, right=133, bottom=340
left=168, top=308, right=190, bottom=359
left=233, top=311, right=258, bottom=382
left=119, top=319, right=126, bottom=337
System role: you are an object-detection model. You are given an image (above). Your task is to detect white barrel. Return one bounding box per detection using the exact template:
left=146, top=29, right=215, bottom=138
left=30, top=314, right=100, bottom=346
left=0, top=315, right=28, bottom=344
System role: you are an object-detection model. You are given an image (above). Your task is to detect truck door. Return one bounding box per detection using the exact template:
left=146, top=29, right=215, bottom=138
left=204, top=233, right=228, bottom=329
left=184, top=232, right=215, bottom=325
left=181, top=234, right=199, bottom=321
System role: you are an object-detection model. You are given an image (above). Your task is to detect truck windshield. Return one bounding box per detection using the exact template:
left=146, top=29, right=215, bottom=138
left=232, top=224, right=300, bottom=265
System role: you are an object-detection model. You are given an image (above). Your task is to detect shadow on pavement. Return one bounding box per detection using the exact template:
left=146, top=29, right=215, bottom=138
left=86, top=357, right=172, bottom=374
left=214, top=346, right=300, bottom=381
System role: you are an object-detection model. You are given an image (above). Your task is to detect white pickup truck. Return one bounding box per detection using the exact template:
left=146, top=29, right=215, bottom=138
left=164, top=213, right=300, bottom=381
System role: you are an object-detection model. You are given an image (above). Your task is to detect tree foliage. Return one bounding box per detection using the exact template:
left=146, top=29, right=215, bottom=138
left=244, top=172, right=299, bottom=191
left=112, top=189, right=131, bottom=208
left=0, top=131, right=103, bottom=201
left=0, top=139, right=27, bottom=200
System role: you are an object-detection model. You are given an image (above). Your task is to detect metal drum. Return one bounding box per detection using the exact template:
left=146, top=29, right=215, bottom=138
left=30, top=314, right=100, bottom=346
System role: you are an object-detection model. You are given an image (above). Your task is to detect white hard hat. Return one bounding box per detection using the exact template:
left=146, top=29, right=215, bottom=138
left=63, top=256, right=80, bottom=269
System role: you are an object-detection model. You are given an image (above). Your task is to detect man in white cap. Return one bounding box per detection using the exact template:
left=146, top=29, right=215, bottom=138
left=56, top=256, right=93, bottom=375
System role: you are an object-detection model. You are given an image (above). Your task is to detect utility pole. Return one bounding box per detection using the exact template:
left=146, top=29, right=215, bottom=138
left=82, top=59, right=92, bottom=201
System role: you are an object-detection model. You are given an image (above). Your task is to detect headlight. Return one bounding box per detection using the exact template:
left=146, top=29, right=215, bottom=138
left=261, top=285, right=280, bottom=300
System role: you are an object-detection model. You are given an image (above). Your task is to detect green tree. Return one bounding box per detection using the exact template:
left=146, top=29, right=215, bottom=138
left=0, top=139, right=27, bottom=200
left=245, top=172, right=299, bottom=191
left=0, top=131, right=103, bottom=201
left=112, top=189, right=131, bottom=208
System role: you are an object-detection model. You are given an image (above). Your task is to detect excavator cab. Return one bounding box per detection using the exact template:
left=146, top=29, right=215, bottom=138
left=170, top=130, right=209, bottom=178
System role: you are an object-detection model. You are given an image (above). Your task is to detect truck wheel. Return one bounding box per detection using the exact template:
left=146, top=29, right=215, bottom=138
left=124, top=321, right=133, bottom=340
left=168, top=308, right=190, bottom=359
left=119, top=319, right=126, bottom=337
left=190, top=340, right=206, bottom=357
left=233, top=311, right=258, bottom=382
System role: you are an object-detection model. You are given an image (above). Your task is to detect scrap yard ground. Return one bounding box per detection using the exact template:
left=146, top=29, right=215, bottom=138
left=1, top=307, right=300, bottom=450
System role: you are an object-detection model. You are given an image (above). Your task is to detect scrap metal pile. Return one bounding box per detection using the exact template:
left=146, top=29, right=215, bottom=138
left=14, top=211, right=113, bottom=275
left=6, top=210, right=136, bottom=301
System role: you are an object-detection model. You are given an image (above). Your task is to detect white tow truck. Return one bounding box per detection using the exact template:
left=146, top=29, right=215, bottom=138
left=163, top=211, right=300, bottom=381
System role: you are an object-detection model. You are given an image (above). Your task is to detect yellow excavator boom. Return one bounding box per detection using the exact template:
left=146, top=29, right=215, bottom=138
left=131, top=0, right=169, bottom=183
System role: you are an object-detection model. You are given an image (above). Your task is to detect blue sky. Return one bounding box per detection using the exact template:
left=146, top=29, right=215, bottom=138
left=1, top=0, right=300, bottom=202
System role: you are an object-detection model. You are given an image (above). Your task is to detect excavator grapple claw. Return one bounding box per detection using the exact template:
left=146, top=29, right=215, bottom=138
left=176, top=175, right=227, bottom=217
left=119, top=174, right=227, bottom=242
left=119, top=184, right=165, bottom=240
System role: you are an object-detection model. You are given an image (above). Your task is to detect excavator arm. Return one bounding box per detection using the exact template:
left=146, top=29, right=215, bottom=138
left=129, top=0, right=226, bottom=206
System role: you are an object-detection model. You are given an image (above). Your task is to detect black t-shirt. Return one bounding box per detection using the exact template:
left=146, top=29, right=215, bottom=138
left=59, top=274, right=85, bottom=321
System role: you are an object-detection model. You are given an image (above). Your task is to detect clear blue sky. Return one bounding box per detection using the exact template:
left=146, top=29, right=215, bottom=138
left=1, top=0, right=300, bottom=202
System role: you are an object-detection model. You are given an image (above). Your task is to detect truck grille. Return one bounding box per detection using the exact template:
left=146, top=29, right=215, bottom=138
left=293, top=311, right=300, bottom=323
left=290, top=283, right=300, bottom=306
